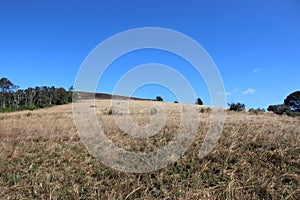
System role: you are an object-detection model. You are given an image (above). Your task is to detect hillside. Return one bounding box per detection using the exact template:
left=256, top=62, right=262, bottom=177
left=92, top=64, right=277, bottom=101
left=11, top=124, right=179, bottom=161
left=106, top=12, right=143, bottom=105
left=0, top=100, right=299, bottom=199
left=77, top=91, right=153, bottom=101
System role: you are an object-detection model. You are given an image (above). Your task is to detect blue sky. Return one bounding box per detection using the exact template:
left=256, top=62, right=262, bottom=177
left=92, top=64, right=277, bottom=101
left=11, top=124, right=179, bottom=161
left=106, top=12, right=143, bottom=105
left=1, top=0, right=300, bottom=109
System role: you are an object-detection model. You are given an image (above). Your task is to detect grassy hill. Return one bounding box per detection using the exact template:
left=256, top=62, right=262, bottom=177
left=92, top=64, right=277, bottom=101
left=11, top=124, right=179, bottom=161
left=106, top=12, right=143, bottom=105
left=77, top=91, right=153, bottom=101
left=0, top=100, right=299, bottom=199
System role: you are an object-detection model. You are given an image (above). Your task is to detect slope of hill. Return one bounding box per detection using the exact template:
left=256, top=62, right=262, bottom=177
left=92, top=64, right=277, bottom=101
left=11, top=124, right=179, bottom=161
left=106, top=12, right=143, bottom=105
left=76, top=91, right=153, bottom=101
left=0, top=100, right=299, bottom=199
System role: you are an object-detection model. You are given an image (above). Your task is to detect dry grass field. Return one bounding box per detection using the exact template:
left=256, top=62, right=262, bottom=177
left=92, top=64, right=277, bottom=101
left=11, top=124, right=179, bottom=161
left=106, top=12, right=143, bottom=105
left=0, top=100, right=299, bottom=199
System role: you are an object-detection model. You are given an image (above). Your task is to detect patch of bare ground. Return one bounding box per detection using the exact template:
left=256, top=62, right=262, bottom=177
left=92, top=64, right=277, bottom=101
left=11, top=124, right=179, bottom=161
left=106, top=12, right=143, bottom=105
left=0, top=100, right=299, bottom=199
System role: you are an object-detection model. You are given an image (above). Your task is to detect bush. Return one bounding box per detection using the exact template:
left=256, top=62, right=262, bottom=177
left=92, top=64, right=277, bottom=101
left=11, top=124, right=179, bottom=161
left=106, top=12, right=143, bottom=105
left=268, top=91, right=300, bottom=117
left=228, top=102, right=245, bottom=112
left=196, top=98, right=203, bottom=105
left=267, top=105, right=278, bottom=112
left=268, top=104, right=293, bottom=116
left=150, top=108, right=157, bottom=115
left=249, top=108, right=265, bottom=115
left=156, top=96, right=163, bottom=101
left=198, top=107, right=211, bottom=113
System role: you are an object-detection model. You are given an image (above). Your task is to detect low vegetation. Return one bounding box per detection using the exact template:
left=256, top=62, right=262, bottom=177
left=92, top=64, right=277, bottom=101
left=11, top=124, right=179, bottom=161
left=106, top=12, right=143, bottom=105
left=228, top=102, right=246, bottom=112
left=0, top=100, right=299, bottom=199
left=248, top=108, right=265, bottom=115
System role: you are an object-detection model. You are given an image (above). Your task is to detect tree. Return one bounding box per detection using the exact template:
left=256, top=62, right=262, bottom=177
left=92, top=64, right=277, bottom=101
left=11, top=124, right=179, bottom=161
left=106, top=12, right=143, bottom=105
left=0, top=78, right=17, bottom=111
left=0, top=91, right=6, bottom=110
left=268, top=91, right=300, bottom=117
left=156, top=96, right=163, bottom=101
left=12, top=89, right=24, bottom=109
left=267, top=105, right=278, bottom=112
left=34, top=86, right=42, bottom=107
left=67, top=86, right=74, bottom=102
left=249, top=107, right=265, bottom=115
left=284, top=91, right=300, bottom=112
left=0, top=77, right=73, bottom=112
left=55, top=87, right=68, bottom=105
left=0, top=77, right=16, bottom=93
left=41, top=86, right=50, bottom=107
left=228, top=102, right=245, bottom=112
left=68, top=86, right=74, bottom=92
left=196, top=98, right=203, bottom=105
left=24, top=87, right=35, bottom=108
left=49, top=86, right=56, bottom=105
left=268, top=104, right=292, bottom=116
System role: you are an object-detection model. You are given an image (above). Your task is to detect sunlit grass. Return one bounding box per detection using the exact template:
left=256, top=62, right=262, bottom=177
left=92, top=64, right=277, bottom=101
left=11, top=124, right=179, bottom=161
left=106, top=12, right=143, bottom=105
left=0, top=100, right=299, bottom=199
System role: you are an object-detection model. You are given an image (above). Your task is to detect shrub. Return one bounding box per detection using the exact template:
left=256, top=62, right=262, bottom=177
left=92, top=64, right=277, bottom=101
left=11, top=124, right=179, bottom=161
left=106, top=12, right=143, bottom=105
left=268, top=91, right=300, bottom=117
left=150, top=108, right=157, bottom=115
left=267, top=104, right=292, bottom=116
left=267, top=105, right=278, bottom=112
left=196, top=98, right=203, bottom=105
left=106, top=107, right=116, bottom=115
left=228, top=102, right=245, bottom=112
left=198, top=107, right=211, bottom=113
left=156, top=96, right=163, bottom=101
left=249, top=108, right=265, bottom=115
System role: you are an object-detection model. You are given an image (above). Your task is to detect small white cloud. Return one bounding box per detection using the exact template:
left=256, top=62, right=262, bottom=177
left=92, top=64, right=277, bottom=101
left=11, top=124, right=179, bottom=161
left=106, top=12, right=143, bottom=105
left=243, top=88, right=255, bottom=94
left=217, top=91, right=228, bottom=96
left=218, top=89, right=238, bottom=96
left=217, top=91, right=233, bottom=96
left=253, top=68, right=259, bottom=73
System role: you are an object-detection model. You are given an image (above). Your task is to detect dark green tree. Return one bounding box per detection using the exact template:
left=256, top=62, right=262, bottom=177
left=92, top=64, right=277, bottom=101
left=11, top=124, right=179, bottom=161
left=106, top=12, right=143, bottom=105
left=156, top=96, right=163, bottom=101
left=24, top=87, right=35, bottom=108
left=0, top=78, right=17, bottom=111
left=267, top=105, right=278, bottom=112
left=228, top=102, right=245, bottom=112
left=0, top=77, right=73, bottom=112
left=55, top=87, right=69, bottom=105
left=196, top=98, right=203, bottom=105
left=12, top=89, right=24, bottom=109
left=268, top=91, right=300, bottom=116
left=0, top=77, right=16, bottom=92
left=41, top=86, right=50, bottom=106
left=268, top=104, right=292, bottom=116
left=284, top=91, right=300, bottom=112
left=34, top=86, right=43, bottom=108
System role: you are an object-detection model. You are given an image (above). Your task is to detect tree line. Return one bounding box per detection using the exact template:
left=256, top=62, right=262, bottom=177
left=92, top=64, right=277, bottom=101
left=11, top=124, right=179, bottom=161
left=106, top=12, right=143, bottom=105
left=0, top=77, right=73, bottom=112
left=267, top=91, right=300, bottom=117
left=1, top=77, right=299, bottom=117
left=227, top=91, right=300, bottom=117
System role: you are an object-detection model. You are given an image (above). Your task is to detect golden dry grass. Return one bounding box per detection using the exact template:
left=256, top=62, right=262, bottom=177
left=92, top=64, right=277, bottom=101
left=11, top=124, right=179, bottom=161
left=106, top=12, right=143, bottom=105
left=0, top=100, right=299, bottom=199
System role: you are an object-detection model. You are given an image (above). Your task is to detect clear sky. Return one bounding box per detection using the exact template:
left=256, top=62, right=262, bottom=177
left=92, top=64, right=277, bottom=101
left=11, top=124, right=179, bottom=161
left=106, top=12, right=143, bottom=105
left=1, top=0, right=300, bottom=109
